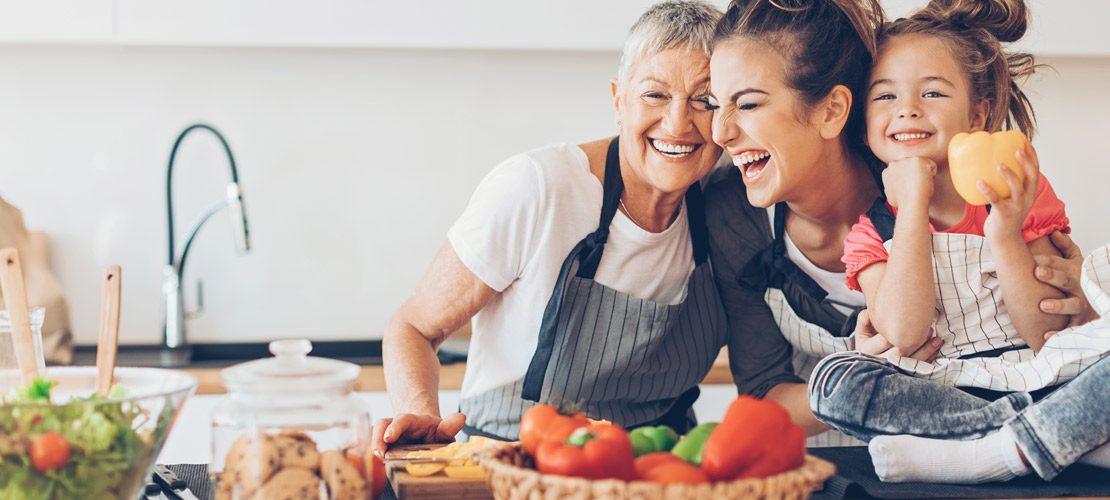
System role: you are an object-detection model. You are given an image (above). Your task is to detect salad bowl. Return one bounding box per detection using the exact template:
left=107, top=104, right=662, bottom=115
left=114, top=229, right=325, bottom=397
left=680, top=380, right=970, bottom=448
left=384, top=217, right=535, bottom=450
left=0, top=366, right=196, bottom=499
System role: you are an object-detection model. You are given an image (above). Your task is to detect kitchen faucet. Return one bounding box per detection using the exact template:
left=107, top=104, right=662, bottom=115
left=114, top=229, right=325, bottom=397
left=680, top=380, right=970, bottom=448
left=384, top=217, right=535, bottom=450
left=161, top=124, right=251, bottom=367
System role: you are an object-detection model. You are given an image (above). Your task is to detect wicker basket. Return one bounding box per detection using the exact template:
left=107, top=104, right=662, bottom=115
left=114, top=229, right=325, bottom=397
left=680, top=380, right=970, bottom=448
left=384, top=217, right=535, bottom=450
left=476, top=444, right=836, bottom=500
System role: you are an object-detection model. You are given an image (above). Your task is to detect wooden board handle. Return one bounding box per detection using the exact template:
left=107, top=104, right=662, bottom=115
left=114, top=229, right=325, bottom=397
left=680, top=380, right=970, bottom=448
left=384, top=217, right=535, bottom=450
left=0, top=248, right=40, bottom=383
left=96, top=265, right=122, bottom=397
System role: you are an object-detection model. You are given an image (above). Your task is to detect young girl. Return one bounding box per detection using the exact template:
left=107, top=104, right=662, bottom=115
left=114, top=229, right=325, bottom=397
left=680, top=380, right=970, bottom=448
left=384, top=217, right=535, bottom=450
left=807, top=0, right=1110, bottom=484
left=840, top=0, right=1110, bottom=393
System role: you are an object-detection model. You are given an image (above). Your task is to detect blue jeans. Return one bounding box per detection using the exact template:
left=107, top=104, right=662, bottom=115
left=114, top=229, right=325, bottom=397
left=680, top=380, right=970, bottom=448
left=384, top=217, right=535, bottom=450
left=808, top=351, right=1110, bottom=480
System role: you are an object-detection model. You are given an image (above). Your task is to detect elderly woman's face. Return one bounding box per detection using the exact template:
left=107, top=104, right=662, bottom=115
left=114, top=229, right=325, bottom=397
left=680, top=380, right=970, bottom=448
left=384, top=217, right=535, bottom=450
left=613, top=48, right=719, bottom=195
left=710, top=38, right=828, bottom=208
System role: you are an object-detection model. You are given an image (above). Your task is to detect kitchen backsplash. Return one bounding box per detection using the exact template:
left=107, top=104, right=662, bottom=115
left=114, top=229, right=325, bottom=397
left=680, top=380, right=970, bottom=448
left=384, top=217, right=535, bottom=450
left=0, top=45, right=1107, bottom=345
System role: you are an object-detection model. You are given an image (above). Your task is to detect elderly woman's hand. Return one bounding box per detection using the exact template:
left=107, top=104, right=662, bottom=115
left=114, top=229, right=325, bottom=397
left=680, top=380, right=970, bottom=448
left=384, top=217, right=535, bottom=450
left=1035, top=231, right=1099, bottom=339
left=371, top=413, right=467, bottom=458
left=854, top=309, right=942, bottom=363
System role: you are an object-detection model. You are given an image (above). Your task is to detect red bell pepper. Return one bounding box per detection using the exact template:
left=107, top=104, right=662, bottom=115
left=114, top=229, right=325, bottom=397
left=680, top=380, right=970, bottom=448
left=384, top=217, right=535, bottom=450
left=519, top=404, right=590, bottom=455
left=535, top=423, right=636, bottom=480
left=700, top=395, right=805, bottom=481
left=634, top=452, right=708, bottom=484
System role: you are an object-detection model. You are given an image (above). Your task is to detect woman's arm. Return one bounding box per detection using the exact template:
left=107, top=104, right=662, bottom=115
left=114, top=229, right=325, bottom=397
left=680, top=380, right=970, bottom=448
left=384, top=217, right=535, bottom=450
left=1035, top=231, right=1100, bottom=335
left=372, top=242, right=497, bottom=456
left=858, top=158, right=938, bottom=353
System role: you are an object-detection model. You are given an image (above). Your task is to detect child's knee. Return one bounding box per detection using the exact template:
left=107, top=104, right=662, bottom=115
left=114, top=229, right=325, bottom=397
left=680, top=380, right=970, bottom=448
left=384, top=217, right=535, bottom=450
left=808, top=352, right=870, bottom=417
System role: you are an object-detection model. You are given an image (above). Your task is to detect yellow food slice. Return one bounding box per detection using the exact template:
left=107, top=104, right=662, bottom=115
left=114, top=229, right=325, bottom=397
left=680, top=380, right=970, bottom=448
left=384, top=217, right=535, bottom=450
left=405, top=462, right=447, bottom=477
left=443, top=465, right=486, bottom=479
left=465, top=436, right=498, bottom=446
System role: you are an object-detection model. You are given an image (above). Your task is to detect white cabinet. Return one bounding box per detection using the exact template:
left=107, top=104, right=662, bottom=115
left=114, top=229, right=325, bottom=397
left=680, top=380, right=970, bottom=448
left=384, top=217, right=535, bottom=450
left=0, top=0, right=113, bottom=43
left=0, top=0, right=1107, bottom=56
left=112, top=0, right=685, bottom=50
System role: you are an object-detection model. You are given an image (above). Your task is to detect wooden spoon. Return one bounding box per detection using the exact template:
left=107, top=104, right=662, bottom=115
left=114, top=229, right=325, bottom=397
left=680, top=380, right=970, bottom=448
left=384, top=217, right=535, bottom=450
left=0, top=247, right=41, bottom=384
left=95, top=265, right=122, bottom=397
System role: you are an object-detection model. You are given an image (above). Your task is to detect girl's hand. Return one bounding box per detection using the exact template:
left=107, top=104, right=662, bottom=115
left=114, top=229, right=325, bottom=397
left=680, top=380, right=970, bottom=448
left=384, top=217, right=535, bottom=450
left=854, top=309, right=942, bottom=362
left=882, top=157, right=937, bottom=209
left=980, top=143, right=1040, bottom=240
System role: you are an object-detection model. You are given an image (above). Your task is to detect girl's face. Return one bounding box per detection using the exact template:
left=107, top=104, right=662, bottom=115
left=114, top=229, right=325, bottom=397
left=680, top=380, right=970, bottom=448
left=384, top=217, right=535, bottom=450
left=866, top=34, right=988, bottom=167
left=710, top=38, right=829, bottom=208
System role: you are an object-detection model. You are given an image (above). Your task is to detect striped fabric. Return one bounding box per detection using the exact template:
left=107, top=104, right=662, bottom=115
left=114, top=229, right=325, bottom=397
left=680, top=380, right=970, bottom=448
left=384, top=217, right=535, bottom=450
left=887, top=237, right=1110, bottom=392
left=459, top=263, right=727, bottom=439
left=764, top=288, right=863, bottom=447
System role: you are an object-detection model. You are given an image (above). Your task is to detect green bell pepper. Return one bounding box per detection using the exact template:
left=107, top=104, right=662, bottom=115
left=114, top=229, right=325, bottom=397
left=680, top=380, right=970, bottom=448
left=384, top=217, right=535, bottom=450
left=671, top=422, right=718, bottom=465
left=628, top=425, right=679, bottom=457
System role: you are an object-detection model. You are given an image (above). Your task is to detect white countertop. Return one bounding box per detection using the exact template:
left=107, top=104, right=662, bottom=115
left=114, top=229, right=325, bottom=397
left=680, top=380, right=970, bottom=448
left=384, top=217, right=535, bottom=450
left=158, top=391, right=461, bottom=464
left=157, top=386, right=737, bottom=464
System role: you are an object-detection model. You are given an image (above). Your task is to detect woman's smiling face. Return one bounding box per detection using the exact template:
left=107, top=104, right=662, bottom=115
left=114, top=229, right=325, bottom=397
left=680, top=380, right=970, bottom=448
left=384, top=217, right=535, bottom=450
left=614, top=47, right=721, bottom=196
left=710, top=38, right=828, bottom=208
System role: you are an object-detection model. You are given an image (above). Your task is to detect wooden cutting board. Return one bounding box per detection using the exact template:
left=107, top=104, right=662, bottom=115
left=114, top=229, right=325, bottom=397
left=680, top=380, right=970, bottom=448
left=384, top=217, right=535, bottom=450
left=384, top=444, right=493, bottom=500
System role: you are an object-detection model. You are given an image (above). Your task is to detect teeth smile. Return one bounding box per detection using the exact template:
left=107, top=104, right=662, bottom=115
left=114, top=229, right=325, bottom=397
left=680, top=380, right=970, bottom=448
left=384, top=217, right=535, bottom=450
left=651, top=139, right=697, bottom=157
left=892, top=132, right=931, bottom=141
left=733, top=151, right=770, bottom=168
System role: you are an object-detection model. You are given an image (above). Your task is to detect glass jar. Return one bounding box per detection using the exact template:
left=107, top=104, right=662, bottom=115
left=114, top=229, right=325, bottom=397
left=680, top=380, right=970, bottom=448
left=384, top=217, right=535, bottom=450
left=0, top=307, right=46, bottom=376
left=210, top=339, right=370, bottom=499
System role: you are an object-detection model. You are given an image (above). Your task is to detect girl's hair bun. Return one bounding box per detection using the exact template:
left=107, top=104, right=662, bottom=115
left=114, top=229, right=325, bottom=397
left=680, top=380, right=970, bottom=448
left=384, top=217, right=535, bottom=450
left=924, top=0, right=1028, bottom=43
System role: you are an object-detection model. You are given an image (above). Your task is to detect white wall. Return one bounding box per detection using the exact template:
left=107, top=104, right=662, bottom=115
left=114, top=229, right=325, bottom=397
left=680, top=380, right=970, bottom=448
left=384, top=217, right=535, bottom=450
left=0, top=46, right=621, bottom=344
left=2, top=45, right=1109, bottom=347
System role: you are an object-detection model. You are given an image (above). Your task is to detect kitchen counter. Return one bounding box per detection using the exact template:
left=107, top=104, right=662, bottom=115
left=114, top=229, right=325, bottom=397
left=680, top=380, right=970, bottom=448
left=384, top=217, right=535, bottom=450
left=159, top=385, right=742, bottom=465
left=179, top=354, right=734, bottom=394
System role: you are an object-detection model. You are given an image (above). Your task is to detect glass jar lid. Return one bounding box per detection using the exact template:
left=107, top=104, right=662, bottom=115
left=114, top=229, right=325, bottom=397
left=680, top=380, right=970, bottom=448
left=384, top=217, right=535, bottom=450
left=220, top=339, right=360, bottom=394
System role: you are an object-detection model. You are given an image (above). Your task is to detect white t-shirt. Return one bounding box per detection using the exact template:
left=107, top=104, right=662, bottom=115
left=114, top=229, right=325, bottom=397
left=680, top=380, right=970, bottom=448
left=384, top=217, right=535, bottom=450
left=448, top=143, right=695, bottom=398
left=766, top=205, right=865, bottom=315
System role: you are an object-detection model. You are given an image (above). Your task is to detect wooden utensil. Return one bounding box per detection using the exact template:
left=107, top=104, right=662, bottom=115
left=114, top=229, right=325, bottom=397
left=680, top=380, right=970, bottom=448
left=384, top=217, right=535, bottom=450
left=95, top=265, right=122, bottom=397
left=0, top=247, right=41, bottom=384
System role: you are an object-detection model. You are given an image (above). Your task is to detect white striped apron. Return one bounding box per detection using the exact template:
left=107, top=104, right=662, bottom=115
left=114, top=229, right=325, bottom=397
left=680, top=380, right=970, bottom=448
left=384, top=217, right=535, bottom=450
left=740, top=202, right=863, bottom=447
left=458, top=138, right=728, bottom=440
left=868, top=201, right=1110, bottom=391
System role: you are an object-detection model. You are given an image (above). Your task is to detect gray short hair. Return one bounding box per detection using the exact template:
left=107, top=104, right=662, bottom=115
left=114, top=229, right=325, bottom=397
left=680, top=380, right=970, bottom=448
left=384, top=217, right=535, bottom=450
left=617, top=1, right=723, bottom=83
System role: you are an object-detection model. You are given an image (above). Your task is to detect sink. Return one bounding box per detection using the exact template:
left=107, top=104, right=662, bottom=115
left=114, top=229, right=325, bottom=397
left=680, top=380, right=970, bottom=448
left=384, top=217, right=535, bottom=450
left=70, top=339, right=467, bottom=369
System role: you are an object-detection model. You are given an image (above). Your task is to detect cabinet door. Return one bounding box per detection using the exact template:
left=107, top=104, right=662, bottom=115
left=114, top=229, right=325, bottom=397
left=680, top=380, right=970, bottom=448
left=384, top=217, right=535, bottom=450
left=0, top=0, right=113, bottom=43
left=113, top=0, right=680, bottom=50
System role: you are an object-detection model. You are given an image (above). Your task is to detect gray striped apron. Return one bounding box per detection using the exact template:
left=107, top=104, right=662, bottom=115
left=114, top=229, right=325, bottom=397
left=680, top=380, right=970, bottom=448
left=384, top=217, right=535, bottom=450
left=458, top=137, right=727, bottom=440
left=739, top=202, right=864, bottom=447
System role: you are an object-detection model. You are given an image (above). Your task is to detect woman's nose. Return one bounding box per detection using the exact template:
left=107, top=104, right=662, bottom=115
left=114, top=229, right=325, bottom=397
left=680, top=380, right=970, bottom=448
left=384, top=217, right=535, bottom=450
left=662, top=100, right=693, bottom=136
left=711, top=109, right=737, bottom=147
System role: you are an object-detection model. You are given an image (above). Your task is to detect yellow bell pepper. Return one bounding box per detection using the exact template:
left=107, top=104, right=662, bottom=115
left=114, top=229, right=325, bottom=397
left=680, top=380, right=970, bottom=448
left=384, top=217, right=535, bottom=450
left=948, top=130, right=1028, bottom=206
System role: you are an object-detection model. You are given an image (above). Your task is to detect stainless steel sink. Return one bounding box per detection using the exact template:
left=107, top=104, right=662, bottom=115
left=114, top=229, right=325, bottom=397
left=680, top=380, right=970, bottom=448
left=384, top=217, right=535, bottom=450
left=70, top=340, right=466, bottom=369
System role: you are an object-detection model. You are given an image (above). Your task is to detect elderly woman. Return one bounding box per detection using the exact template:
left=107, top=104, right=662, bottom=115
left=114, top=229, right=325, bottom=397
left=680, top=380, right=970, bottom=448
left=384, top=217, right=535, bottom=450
left=373, top=0, right=726, bottom=453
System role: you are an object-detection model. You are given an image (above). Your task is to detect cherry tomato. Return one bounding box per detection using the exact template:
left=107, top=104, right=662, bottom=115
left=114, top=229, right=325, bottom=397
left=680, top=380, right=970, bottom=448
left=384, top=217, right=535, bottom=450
left=30, top=432, right=70, bottom=472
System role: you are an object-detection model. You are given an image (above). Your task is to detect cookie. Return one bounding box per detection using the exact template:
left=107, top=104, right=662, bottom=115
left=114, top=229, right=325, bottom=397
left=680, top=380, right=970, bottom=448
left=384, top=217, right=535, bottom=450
left=220, top=432, right=279, bottom=498
left=320, top=450, right=369, bottom=500
left=275, top=430, right=321, bottom=471
left=255, top=467, right=322, bottom=500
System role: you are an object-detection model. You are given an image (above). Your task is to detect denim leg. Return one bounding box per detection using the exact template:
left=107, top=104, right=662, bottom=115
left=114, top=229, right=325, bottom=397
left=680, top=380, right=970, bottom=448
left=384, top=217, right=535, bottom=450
left=1005, top=356, right=1110, bottom=480
left=809, top=352, right=1034, bottom=442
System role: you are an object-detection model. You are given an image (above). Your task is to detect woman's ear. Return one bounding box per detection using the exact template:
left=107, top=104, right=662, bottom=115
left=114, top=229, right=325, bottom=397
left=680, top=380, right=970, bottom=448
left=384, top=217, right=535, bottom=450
left=815, top=84, right=852, bottom=140
left=611, top=79, right=621, bottom=112
left=970, top=99, right=989, bottom=131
